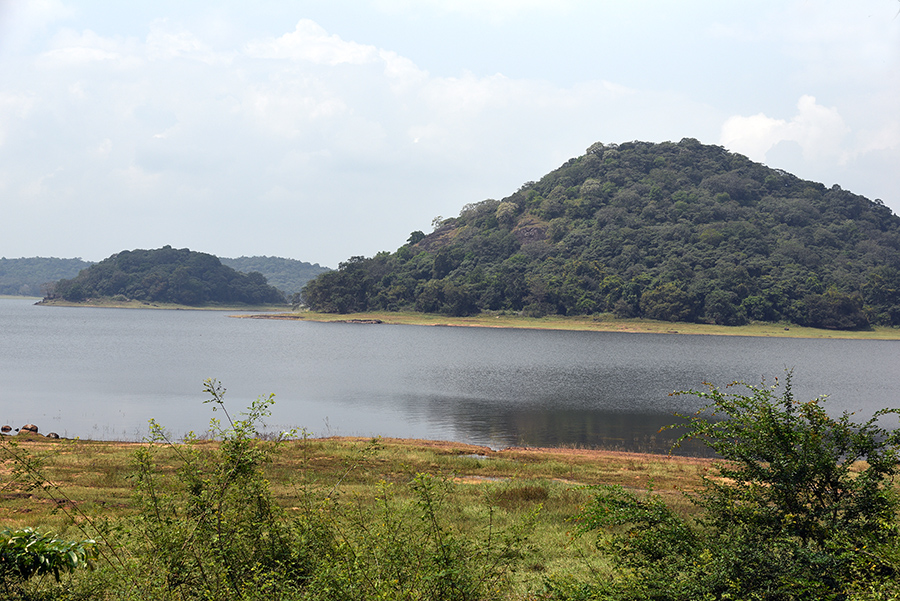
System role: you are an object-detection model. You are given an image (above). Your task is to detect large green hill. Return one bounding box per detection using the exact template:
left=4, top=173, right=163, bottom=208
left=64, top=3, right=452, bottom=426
left=47, top=246, right=286, bottom=306
left=302, top=139, right=900, bottom=330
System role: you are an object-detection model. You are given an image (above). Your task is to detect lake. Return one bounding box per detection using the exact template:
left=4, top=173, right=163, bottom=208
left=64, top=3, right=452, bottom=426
left=1, top=298, right=898, bottom=452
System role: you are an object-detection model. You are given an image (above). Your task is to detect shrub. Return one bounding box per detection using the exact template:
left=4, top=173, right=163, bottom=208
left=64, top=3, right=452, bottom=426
left=311, top=473, right=531, bottom=601
left=126, top=380, right=530, bottom=601
left=569, top=373, right=900, bottom=600
left=128, top=379, right=319, bottom=599
left=0, top=527, right=97, bottom=586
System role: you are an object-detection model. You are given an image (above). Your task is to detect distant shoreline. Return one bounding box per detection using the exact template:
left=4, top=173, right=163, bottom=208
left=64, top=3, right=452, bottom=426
left=236, top=310, right=900, bottom=340
left=16, top=297, right=900, bottom=339
left=33, top=297, right=288, bottom=312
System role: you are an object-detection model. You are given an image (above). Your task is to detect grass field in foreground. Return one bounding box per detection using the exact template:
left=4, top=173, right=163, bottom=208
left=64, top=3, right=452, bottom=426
left=0, top=434, right=712, bottom=595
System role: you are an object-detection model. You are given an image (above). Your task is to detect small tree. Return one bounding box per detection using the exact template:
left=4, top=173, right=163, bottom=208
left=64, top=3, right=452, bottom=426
left=130, top=380, right=316, bottom=599
left=573, top=374, right=900, bottom=600
left=673, top=375, right=900, bottom=550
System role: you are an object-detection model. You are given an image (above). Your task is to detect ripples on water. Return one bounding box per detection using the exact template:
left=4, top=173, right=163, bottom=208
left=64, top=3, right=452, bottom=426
left=1, top=298, right=898, bottom=453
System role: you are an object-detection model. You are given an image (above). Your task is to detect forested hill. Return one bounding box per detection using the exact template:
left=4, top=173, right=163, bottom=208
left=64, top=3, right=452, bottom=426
left=47, top=246, right=286, bottom=306
left=220, top=256, right=330, bottom=296
left=0, top=257, right=93, bottom=297
left=302, top=138, right=900, bottom=330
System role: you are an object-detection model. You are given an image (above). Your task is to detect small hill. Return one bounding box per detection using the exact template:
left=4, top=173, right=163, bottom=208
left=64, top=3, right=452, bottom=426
left=46, top=246, right=285, bottom=306
left=220, top=256, right=330, bottom=296
left=0, top=257, right=93, bottom=297
left=301, top=139, right=900, bottom=330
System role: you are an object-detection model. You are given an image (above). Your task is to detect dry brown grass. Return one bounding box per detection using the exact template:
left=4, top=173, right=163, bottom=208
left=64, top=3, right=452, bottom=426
left=0, top=434, right=712, bottom=531
left=239, top=310, right=900, bottom=340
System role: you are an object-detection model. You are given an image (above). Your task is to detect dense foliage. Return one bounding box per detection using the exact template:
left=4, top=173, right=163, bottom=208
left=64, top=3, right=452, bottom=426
left=0, top=257, right=93, bottom=297
left=48, top=246, right=286, bottom=306
left=122, top=381, right=527, bottom=601
left=0, top=527, right=97, bottom=586
left=560, top=376, right=900, bottom=600
left=220, top=256, right=331, bottom=296
left=302, top=139, right=900, bottom=329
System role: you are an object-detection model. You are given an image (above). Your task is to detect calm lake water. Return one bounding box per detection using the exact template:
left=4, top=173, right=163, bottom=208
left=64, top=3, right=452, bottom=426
left=1, top=298, right=899, bottom=452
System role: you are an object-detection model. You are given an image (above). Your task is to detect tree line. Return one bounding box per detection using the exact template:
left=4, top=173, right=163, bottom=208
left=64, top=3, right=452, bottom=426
left=0, top=257, right=92, bottom=297
left=220, top=256, right=330, bottom=297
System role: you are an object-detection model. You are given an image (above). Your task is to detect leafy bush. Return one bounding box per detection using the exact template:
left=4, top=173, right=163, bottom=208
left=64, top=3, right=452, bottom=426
left=567, top=374, right=900, bottom=600
left=0, top=527, right=97, bottom=586
left=125, top=380, right=529, bottom=601
left=129, top=379, right=316, bottom=599
left=309, top=473, right=531, bottom=601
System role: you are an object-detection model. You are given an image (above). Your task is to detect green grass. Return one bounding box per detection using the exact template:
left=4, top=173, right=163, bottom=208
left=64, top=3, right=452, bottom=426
left=0, top=435, right=711, bottom=599
left=5, top=433, right=897, bottom=599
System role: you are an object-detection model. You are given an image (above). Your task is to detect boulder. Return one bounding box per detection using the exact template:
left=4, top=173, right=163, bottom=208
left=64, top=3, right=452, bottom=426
left=46, top=432, right=60, bottom=439
left=0, top=425, right=11, bottom=434
left=19, top=424, right=38, bottom=434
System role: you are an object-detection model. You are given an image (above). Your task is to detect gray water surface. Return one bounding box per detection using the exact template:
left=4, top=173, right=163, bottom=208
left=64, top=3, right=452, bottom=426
left=1, top=298, right=898, bottom=451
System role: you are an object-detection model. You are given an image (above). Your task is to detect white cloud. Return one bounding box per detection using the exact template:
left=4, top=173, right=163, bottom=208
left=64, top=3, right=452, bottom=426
left=0, top=0, right=74, bottom=52
left=779, top=1, right=899, bottom=70
left=379, top=49, right=428, bottom=93
left=0, top=14, right=726, bottom=262
left=2, top=5, right=897, bottom=264
left=21, top=168, right=63, bottom=199
left=41, top=45, right=120, bottom=64
left=373, top=0, right=573, bottom=21
left=246, top=82, right=348, bottom=138
left=245, top=19, right=379, bottom=65
left=38, top=28, right=140, bottom=67
left=0, top=92, right=36, bottom=146
left=720, top=95, right=849, bottom=163
left=91, top=138, right=112, bottom=158
left=146, top=19, right=227, bottom=64
left=853, top=121, right=900, bottom=157
left=421, top=72, right=515, bottom=113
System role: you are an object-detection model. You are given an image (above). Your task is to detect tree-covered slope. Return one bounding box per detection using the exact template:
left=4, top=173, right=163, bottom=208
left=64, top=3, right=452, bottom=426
left=220, top=256, right=330, bottom=296
left=0, top=257, right=94, bottom=296
left=302, top=139, right=900, bottom=329
left=47, top=246, right=285, bottom=306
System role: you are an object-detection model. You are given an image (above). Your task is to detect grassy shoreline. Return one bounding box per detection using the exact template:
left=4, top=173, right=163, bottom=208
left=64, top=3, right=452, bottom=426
left=4, top=430, right=896, bottom=599
left=0, top=433, right=710, bottom=529
left=240, top=309, right=900, bottom=340
left=21, top=297, right=900, bottom=338
left=1, top=434, right=708, bottom=595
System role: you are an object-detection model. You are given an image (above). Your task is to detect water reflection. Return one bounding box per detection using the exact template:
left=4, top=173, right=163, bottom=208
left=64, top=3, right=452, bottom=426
left=416, top=399, right=699, bottom=454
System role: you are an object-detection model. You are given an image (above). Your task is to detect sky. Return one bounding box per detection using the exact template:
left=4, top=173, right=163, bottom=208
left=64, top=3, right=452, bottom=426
left=0, top=1, right=898, bottom=268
